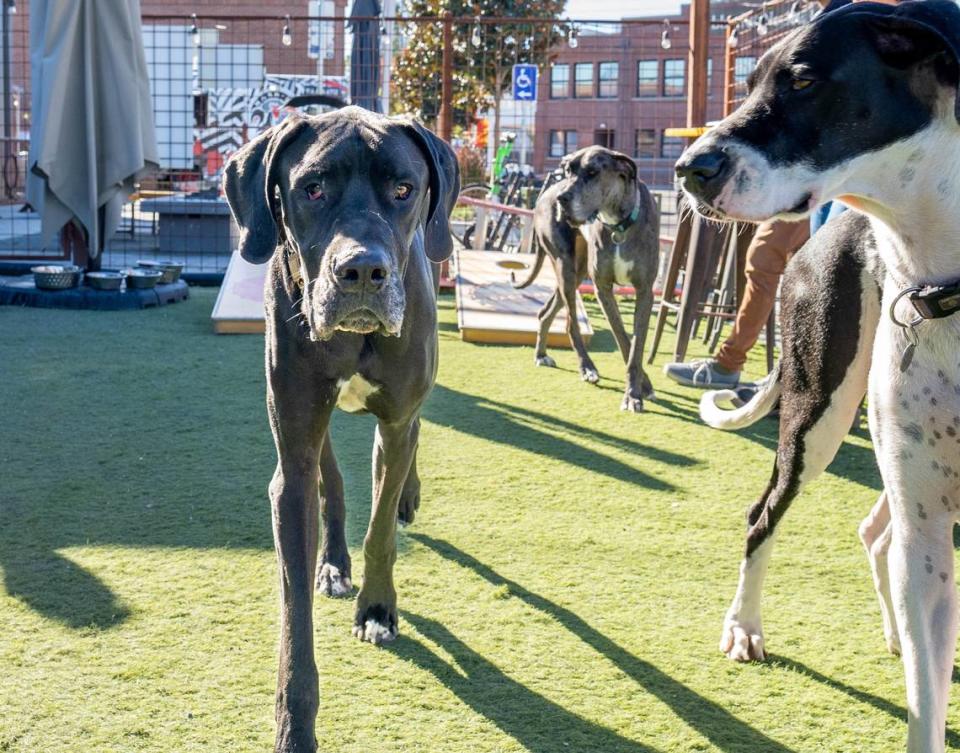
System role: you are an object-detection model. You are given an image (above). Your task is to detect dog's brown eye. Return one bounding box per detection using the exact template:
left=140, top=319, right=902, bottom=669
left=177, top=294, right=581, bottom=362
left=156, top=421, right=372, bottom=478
left=395, top=183, right=413, bottom=201
left=305, top=184, right=324, bottom=201
left=792, top=78, right=815, bottom=91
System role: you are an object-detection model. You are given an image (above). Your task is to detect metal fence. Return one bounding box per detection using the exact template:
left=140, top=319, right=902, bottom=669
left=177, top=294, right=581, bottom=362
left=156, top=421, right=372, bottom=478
left=0, top=7, right=814, bottom=275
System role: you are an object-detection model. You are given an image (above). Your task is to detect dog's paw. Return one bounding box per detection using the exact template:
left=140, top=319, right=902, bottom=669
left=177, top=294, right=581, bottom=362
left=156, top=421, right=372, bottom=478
left=621, top=393, right=645, bottom=413
left=580, top=366, right=600, bottom=384
left=535, top=355, right=557, bottom=368
left=720, top=618, right=766, bottom=662
left=885, top=628, right=901, bottom=657
left=398, top=482, right=421, bottom=527
left=352, top=600, right=398, bottom=645
left=640, top=383, right=656, bottom=401
left=316, top=563, right=353, bottom=598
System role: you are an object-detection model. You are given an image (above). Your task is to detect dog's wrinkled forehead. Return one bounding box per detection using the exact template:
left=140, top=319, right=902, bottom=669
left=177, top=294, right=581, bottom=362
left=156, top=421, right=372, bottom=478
left=562, top=146, right=613, bottom=176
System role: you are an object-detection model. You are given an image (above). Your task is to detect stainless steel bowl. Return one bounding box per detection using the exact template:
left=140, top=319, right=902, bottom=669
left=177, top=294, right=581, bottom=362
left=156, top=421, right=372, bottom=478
left=32, top=265, right=82, bottom=290
left=136, top=260, right=182, bottom=284
left=126, top=269, right=163, bottom=289
left=85, top=271, right=126, bottom=291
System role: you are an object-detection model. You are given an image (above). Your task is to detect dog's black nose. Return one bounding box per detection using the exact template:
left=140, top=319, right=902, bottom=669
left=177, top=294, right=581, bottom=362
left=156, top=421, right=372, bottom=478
left=675, top=150, right=729, bottom=195
left=335, top=251, right=391, bottom=293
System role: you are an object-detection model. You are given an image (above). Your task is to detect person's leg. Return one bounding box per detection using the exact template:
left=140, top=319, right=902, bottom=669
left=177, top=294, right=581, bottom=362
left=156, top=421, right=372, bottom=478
left=714, top=219, right=810, bottom=373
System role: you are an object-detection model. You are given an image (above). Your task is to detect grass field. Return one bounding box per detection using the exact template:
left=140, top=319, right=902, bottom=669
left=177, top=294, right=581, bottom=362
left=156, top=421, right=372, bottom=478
left=0, top=287, right=952, bottom=753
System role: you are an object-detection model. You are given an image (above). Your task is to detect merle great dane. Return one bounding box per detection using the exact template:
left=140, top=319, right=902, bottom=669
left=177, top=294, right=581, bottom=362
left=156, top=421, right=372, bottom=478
left=223, top=106, right=458, bottom=753
left=676, top=2, right=960, bottom=750
left=514, top=146, right=659, bottom=412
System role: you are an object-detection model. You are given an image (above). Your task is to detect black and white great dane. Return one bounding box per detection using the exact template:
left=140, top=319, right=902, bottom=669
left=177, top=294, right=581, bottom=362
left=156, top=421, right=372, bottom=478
left=514, top=146, right=660, bottom=412
left=223, top=107, right=458, bottom=753
left=675, top=2, right=960, bottom=750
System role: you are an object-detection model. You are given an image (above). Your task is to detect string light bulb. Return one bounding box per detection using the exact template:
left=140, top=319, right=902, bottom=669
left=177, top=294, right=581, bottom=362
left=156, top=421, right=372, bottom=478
left=660, top=19, right=672, bottom=50
left=281, top=15, right=292, bottom=47
left=727, top=23, right=739, bottom=48
left=567, top=24, right=578, bottom=49
left=471, top=23, right=482, bottom=48
left=190, top=14, right=200, bottom=46
left=756, top=13, right=769, bottom=36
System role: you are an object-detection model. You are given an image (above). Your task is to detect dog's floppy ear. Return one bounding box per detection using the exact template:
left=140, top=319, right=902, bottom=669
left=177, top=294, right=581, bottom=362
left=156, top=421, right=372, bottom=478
left=855, top=1, right=960, bottom=123
left=223, top=115, right=310, bottom=264
left=401, top=120, right=460, bottom=263
left=560, top=152, right=581, bottom=176
left=610, top=151, right=638, bottom=186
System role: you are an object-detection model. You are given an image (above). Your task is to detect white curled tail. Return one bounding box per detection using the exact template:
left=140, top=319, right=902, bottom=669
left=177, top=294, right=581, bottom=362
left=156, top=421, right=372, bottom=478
left=699, top=366, right=781, bottom=430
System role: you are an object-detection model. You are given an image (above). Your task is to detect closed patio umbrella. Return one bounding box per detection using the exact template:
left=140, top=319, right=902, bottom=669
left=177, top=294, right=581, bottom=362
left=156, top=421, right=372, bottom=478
left=349, top=0, right=382, bottom=112
left=27, top=0, right=158, bottom=268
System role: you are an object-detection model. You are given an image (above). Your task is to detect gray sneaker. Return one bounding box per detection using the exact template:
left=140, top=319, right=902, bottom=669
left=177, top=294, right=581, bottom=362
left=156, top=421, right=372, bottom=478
left=663, top=358, right=740, bottom=389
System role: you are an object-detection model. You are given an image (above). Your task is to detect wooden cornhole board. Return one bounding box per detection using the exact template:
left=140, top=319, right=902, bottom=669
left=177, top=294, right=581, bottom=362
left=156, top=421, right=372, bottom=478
left=455, top=248, right=592, bottom=347
left=211, top=251, right=266, bottom=334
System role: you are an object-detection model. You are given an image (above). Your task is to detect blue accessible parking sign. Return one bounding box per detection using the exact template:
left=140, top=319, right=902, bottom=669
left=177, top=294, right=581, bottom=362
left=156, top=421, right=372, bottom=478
left=512, top=64, right=538, bottom=101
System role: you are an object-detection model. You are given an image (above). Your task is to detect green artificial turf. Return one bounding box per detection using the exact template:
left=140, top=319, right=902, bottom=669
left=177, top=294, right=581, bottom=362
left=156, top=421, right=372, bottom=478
left=0, top=287, right=949, bottom=752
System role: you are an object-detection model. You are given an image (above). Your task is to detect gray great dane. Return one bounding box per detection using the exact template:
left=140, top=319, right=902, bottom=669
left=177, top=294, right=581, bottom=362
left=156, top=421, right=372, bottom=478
left=515, top=146, right=659, bottom=412
left=223, top=106, right=458, bottom=753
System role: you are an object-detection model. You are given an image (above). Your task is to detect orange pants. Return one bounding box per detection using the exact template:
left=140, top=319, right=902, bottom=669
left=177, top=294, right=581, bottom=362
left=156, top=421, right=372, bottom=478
left=715, top=219, right=811, bottom=372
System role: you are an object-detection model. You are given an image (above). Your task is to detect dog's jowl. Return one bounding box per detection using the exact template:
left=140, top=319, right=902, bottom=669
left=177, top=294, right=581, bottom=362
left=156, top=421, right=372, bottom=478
left=677, top=2, right=960, bottom=751
left=223, top=107, right=458, bottom=753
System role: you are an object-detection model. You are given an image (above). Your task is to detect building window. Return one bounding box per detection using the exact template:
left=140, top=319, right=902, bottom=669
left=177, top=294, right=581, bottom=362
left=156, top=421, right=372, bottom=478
left=663, top=59, right=686, bottom=97
left=636, top=60, right=658, bottom=97
left=735, top=56, right=757, bottom=85
left=550, top=64, right=570, bottom=99
left=550, top=129, right=578, bottom=157
left=598, top=62, right=619, bottom=98
left=661, top=133, right=684, bottom=159
left=594, top=129, right=615, bottom=149
left=574, top=63, right=594, bottom=98
left=635, top=128, right=656, bottom=159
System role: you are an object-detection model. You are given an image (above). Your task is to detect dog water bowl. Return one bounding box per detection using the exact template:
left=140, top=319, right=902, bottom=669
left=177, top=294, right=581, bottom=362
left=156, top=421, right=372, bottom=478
left=32, top=265, right=82, bottom=290
left=85, top=271, right=126, bottom=291
left=496, top=259, right=528, bottom=271
left=126, top=269, right=163, bottom=289
left=136, top=260, right=182, bottom=284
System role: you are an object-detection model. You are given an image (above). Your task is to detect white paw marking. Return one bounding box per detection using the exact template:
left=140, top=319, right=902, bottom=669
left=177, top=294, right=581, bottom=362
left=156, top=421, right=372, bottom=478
left=317, top=565, right=353, bottom=597
left=581, top=367, right=600, bottom=384
left=720, top=620, right=766, bottom=662
left=535, top=355, right=557, bottom=368
left=353, top=618, right=397, bottom=645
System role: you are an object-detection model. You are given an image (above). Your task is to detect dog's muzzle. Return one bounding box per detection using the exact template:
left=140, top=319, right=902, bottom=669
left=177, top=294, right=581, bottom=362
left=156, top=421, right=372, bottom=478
left=307, top=248, right=405, bottom=340
left=675, top=149, right=731, bottom=207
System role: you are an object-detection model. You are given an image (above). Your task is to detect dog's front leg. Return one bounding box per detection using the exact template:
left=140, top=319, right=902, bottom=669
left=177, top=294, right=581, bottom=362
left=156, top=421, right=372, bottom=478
left=888, top=507, right=956, bottom=753
left=621, top=286, right=656, bottom=412
left=269, top=397, right=332, bottom=753
left=353, top=415, right=419, bottom=643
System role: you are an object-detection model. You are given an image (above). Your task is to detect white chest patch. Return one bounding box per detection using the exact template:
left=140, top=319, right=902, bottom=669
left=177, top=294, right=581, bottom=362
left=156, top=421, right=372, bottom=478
left=336, top=375, right=379, bottom=413
left=613, top=248, right=634, bottom=286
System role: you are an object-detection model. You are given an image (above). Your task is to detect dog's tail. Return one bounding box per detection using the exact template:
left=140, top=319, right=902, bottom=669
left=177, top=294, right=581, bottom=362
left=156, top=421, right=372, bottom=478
left=699, top=365, right=782, bottom=430
left=512, top=236, right=546, bottom=290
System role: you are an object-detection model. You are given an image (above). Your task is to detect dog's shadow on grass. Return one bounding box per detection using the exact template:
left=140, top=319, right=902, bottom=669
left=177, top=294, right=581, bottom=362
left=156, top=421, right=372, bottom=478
left=426, top=384, right=699, bottom=493
left=404, top=533, right=800, bottom=753
left=770, top=655, right=960, bottom=747
left=392, top=611, right=662, bottom=753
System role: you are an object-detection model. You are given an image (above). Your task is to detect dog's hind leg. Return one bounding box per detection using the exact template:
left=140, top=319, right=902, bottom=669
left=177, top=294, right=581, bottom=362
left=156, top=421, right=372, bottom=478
left=398, top=419, right=421, bottom=526
left=858, top=492, right=899, bottom=655
left=316, top=433, right=352, bottom=598
left=534, top=289, right=563, bottom=368
left=353, top=416, right=420, bottom=644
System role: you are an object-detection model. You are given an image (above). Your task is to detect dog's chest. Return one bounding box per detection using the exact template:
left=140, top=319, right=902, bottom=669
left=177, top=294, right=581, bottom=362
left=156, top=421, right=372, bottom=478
left=336, top=374, right=380, bottom=413
left=612, top=247, right=634, bottom=286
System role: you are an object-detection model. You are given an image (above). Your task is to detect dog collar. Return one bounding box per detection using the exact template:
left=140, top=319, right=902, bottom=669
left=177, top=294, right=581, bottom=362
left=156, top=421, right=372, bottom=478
left=889, top=281, right=960, bottom=371
left=286, top=247, right=304, bottom=290
left=596, top=193, right=642, bottom=244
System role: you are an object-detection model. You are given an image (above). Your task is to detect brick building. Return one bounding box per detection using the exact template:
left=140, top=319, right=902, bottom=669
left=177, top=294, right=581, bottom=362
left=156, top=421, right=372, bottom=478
left=532, top=2, right=752, bottom=189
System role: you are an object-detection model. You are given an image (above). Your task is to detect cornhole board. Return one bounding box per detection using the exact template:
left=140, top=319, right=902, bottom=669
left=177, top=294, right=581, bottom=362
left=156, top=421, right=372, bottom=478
left=211, top=250, right=266, bottom=334
left=455, top=248, right=592, bottom=348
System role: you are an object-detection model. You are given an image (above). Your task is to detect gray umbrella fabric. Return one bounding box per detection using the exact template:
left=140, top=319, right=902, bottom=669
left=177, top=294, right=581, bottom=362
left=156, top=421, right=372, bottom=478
left=27, top=0, right=159, bottom=261
left=349, top=0, right=382, bottom=112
